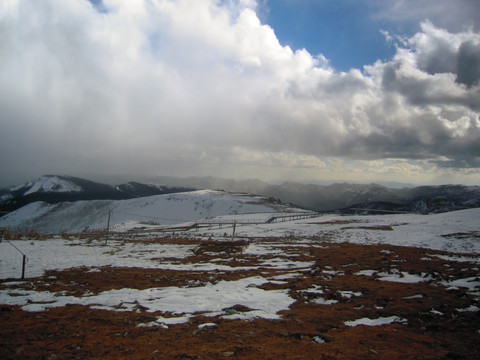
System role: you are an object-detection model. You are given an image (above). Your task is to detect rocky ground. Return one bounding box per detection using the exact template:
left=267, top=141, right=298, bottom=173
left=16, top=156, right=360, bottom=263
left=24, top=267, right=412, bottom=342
left=1, top=236, right=479, bottom=359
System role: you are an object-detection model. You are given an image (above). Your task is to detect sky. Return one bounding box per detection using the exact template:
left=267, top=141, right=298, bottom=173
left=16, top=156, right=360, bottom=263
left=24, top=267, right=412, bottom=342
left=1, top=0, right=480, bottom=187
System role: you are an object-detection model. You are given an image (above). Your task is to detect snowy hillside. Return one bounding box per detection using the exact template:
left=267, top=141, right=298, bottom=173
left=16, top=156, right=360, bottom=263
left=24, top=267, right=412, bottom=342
left=0, top=175, right=194, bottom=214
left=0, top=176, right=81, bottom=205
left=0, top=190, right=300, bottom=234
left=11, top=176, right=82, bottom=195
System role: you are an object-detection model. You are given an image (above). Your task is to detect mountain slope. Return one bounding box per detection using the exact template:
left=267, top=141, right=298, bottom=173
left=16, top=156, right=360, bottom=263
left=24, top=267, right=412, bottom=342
left=0, top=190, right=298, bottom=234
left=0, top=175, right=194, bottom=214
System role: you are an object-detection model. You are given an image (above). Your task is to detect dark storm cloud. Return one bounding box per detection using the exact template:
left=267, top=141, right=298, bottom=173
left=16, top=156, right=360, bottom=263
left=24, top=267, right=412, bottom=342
left=457, top=40, right=480, bottom=87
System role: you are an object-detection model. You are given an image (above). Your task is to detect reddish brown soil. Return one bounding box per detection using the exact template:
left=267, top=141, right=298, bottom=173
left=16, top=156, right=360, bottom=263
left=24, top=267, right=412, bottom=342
left=1, top=238, right=479, bottom=359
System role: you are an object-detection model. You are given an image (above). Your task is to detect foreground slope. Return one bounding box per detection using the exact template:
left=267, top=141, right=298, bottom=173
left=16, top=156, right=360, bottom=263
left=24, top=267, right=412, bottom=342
left=1, top=234, right=479, bottom=359
left=0, top=207, right=479, bottom=359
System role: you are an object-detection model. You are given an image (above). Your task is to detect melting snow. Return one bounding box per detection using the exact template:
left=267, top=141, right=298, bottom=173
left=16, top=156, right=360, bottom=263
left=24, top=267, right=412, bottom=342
left=441, top=277, right=480, bottom=291
left=355, top=269, right=432, bottom=283
left=0, top=276, right=294, bottom=320
left=198, top=323, right=217, bottom=329
left=0, top=239, right=195, bottom=278
left=312, top=298, right=338, bottom=305
left=455, top=305, right=480, bottom=312
left=377, top=270, right=432, bottom=283
left=403, top=294, right=424, bottom=299
left=339, top=290, right=362, bottom=298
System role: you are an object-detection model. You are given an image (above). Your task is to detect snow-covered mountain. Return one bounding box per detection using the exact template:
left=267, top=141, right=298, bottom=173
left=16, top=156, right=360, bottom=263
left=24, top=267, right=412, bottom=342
left=10, top=176, right=83, bottom=194
left=0, top=190, right=299, bottom=234
left=0, top=175, right=194, bottom=214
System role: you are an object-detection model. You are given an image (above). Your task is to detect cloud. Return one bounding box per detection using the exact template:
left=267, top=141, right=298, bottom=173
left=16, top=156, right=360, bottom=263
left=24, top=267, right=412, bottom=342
left=370, top=0, right=480, bottom=32
left=0, top=0, right=480, bottom=186
left=457, top=40, right=480, bottom=87
left=405, top=21, right=480, bottom=87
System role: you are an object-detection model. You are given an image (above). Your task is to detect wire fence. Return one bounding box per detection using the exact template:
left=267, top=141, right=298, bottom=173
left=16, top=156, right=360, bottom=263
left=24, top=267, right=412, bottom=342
left=1, top=210, right=321, bottom=277
left=100, top=210, right=321, bottom=239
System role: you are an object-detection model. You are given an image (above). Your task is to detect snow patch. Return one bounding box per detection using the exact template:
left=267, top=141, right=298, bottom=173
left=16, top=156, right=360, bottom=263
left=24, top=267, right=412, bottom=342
left=455, top=305, right=479, bottom=312
left=441, top=277, right=480, bottom=291
left=344, top=316, right=407, bottom=327
left=312, top=297, right=338, bottom=305
left=403, top=294, right=424, bottom=299
left=198, top=322, right=217, bottom=329
left=355, top=269, right=432, bottom=283
left=0, top=276, right=295, bottom=320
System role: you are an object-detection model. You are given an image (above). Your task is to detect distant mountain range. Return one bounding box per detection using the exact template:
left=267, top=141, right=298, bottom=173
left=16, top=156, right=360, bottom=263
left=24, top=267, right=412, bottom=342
left=127, top=176, right=480, bottom=214
left=0, top=175, right=195, bottom=215
left=1, top=175, right=480, bottom=216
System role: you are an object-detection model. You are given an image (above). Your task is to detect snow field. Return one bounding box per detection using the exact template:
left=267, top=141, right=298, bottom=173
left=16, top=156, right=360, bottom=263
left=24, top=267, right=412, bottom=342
left=0, top=239, right=196, bottom=279
left=193, top=207, right=480, bottom=254
left=1, top=206, right=479, bottom=329
left=1, top=235, right=479, bottom=329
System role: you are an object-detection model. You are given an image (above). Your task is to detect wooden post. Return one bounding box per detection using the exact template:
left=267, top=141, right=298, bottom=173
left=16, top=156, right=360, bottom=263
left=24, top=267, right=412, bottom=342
left=21, top=254, right=26, bottom=279
left=232, top=221, right=236, bottom=241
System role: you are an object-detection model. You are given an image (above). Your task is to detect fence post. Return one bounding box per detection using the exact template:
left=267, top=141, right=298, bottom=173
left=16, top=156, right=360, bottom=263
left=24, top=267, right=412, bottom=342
left=21, top=254, right=26, bottom=279
left=232, top=221, right=236, bottom=241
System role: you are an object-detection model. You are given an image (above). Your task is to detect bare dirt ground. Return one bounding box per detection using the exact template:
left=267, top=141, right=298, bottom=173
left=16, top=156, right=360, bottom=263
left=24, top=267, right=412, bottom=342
left=1, top=237, right=479, bottom=359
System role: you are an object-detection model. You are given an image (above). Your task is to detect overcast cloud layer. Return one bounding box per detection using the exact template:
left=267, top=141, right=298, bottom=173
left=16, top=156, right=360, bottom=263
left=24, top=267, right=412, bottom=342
left=1, top=0, right=480, bottom=186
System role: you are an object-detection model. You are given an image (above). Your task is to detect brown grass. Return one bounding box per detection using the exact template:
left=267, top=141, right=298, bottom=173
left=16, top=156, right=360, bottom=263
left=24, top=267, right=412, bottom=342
left=1, top=239, right=479, bottom=359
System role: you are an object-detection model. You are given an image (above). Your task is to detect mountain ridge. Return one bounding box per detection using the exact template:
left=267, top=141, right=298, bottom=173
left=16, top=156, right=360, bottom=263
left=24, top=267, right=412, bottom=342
left=2, top=175, right=480, bottom=216
left=0, top=175, right=195, bottom=214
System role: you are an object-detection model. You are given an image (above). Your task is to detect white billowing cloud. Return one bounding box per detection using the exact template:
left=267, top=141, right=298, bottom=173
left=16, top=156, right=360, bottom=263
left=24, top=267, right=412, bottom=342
left=363, top=22, right=480, bottom=167
left=405, top=21, right=480, bottom=87
left=0, top=0, right=480, bottom=186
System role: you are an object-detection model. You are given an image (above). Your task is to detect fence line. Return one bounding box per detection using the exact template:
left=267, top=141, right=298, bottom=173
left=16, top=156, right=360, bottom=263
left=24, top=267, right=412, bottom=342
left=102, top=211, right=321, bottom=238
